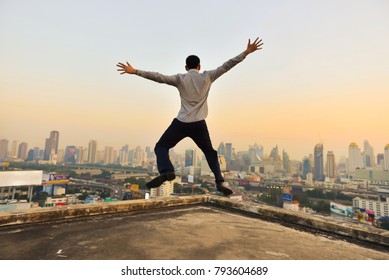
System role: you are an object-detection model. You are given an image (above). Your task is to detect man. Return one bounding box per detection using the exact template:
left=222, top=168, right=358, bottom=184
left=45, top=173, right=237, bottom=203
left=117, top=38, right=263, bottom=196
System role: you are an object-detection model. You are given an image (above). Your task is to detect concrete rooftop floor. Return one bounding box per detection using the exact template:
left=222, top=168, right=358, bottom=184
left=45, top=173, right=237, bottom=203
left=0, top=203, right=388, bottom=260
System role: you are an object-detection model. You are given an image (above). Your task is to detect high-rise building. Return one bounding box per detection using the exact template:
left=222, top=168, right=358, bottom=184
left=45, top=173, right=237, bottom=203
left=302, top=157, right=311, bottom=180
left=44, top=131, right=59, bottom=161
left=185, top=149, right=197, bottom=167
left=64, top=146, right=77, bottom=164
left=0, top=139, right=9, bottom=160
left=18, top=142, right=28, bottom=160
left=76, top=146, right=87, bottom=164
left=363, top=140, right=375, bottom=167
left=385, top=144, right=389, bottom=171
left=217, top=142, right=226, bottom=157
left=326, top=151, right=336, bottom=178
left=104, top=146, right=116, bottom=165
left=282, top=150, right=290, bottom=173
left=314, top=143, right=324, bottom=181
left=132, top=146, right=144, bottom=166
left=11, top=140, right=21, bottom=159
left=119, top=145, right=129, bottom=165
left=225, top=143, right=232, bottom=162
left=270, top=145, right=279, bottom=161
left=348, top=142, right=364, bottom=174
left=88, top=140, right=98, bottom=164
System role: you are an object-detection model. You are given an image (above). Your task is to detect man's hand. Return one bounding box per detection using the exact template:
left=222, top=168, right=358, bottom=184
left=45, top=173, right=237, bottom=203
left=116, top=61, right=137, bottom=75
left=244, top=37, right=263, bottom=56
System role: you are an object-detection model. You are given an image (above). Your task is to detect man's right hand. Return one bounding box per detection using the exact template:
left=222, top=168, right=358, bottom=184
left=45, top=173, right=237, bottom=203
left=244, top=37, right=263, bottom=56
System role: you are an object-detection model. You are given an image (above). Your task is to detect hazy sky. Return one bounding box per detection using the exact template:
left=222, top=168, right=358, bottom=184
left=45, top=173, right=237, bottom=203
left=1, top=0, right=388, bottom=160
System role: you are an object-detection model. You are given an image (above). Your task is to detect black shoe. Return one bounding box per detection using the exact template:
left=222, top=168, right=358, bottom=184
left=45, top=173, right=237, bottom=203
left=146, top=171, right=176, bottom=189
left=216, top=181, right=233, bottom=196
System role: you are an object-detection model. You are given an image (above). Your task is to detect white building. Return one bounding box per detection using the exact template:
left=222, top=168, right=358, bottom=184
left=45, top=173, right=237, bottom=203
left=150, top=180, right=175, bottom=198
left=347, top=142, right=364, bottom=174
left=353, top=197, right=389, bottom=218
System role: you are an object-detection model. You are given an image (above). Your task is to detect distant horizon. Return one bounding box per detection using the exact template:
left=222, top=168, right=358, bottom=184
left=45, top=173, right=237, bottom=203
left=1, top=131, right=388, bottom=162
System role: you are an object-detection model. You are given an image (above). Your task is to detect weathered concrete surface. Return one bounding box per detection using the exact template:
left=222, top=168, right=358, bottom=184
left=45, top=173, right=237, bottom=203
left=0, top=196, right=204, bottom=226
left=206, top=196, right=389, bottom=248
left=0, top=205, right=388, bottom=260
left=0, top=195, right=388, bottom=254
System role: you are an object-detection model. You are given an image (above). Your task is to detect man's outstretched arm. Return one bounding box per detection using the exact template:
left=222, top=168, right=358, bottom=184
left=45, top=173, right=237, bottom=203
left=208, top=37, right=264, bottom=82
left=116, top=61, right=178, bottom=86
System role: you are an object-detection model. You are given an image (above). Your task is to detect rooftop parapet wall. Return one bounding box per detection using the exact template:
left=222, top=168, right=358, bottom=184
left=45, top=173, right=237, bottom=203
left=206, top=196, right=389, bottom=248
left=0, top=195, right=388, bottom=248
left=0, top=196, right=205, bottom=226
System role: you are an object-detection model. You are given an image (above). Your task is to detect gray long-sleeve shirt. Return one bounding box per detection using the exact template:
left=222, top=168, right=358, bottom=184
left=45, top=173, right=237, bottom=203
left=136, top=52, right=246, bottom=123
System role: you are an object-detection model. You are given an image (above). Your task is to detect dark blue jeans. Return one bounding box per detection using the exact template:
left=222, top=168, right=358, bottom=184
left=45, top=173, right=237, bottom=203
left=154, top=118, right=224, bottom=182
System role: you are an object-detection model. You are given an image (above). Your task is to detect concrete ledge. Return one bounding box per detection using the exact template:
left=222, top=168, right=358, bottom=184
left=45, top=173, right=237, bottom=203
left=0, top=196, right=206, bottom=226
left=0, top=195, right=388, bottom=248
left=206, top=195, right=389, bottom=248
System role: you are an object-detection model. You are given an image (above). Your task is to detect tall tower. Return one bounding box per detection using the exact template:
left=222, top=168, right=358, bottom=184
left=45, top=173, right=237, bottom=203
left=282, top=150, right=290, bottom=173
left=326, top=151, right=336, bottom=179
left=104, top=146, right=115, bottom=165
left=11, top=140, right=21, bottom=159
left=64, top=146, right=77, bottom=164
left=302, top=157, right=311, bottom=180
left=185, top=149, right=197, bottom=167
left=225, top=143, right=232, bottom=162
left=348, top=142, right=363, bottom=173
left=88, top=140, right=98, bottom=164
left=18, top=142, right=28, bottom=160
left=314, top=143, right=324, bottom=181
left=0, top=139, right=9, bottom=160
left=363, top=140, right=375, bottom=167
left=385, top=144, right=389, bottom=171
left=44, top=131, right=59, bottom=160
left=217, top=142, right=226, bottom=157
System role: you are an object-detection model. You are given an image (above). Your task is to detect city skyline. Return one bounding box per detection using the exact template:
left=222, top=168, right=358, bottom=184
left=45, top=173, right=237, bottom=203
left=1, top=131, right=388, bottom=164
left=1, top=1, right=388, bottom=161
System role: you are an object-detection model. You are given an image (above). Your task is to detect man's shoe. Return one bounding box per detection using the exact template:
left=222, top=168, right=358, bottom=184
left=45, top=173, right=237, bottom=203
left=146, top=171, right=176, bottom=189
left=216, top=181, right=233, bottom=196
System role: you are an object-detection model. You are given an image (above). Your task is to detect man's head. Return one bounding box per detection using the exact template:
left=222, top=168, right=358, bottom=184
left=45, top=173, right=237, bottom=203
left=185, top=55, right=200, bottom=71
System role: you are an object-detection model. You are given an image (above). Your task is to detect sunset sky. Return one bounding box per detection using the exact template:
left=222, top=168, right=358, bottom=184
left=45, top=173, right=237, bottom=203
left=1, top=0, right=388, bottom=160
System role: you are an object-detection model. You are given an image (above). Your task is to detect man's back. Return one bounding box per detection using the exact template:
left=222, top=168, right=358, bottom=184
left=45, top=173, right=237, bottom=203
left=137, top=52, right=246, bottom=122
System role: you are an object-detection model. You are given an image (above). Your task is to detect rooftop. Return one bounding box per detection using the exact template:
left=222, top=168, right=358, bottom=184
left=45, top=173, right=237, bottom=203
left=0, top=195, right=388, bottom=260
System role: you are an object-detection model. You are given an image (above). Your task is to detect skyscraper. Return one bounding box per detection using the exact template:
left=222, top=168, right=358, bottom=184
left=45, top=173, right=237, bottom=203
left=326, top=151, right=336, bottom=179
left=44, top=131, right=59, bottom=161
left=348, top=142, right=364, bottom=174
left=314, top=143, right=324, bottom=181
left=104, top=146, right=116, bottom=165
left=217, top=142, right=226, bottom=157
left=185, top=149, right=197, bottom=167
left=0, top=139, right=8, bottom=160
left=64, top=146, right=77, bottom=164
left=88, top=140, right=98, bottom=164
left=11, top=140, right=21, bottom=159
left=302, top=157, right=311, bottom=180
left=225, top=143, right=232, bottom=162
left=385, top=144, right=389, bottom=171
left=270, top=145, right=279, bottom=161
left=18, top=142, right=28, bottom=160
left=363, top=140, right=375, bottom=167
left=282, top=150, right=290, bottom=173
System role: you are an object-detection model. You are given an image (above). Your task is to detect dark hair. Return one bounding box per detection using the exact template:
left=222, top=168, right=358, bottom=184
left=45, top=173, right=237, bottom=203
left=186, top=55, right=200, bottom=69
